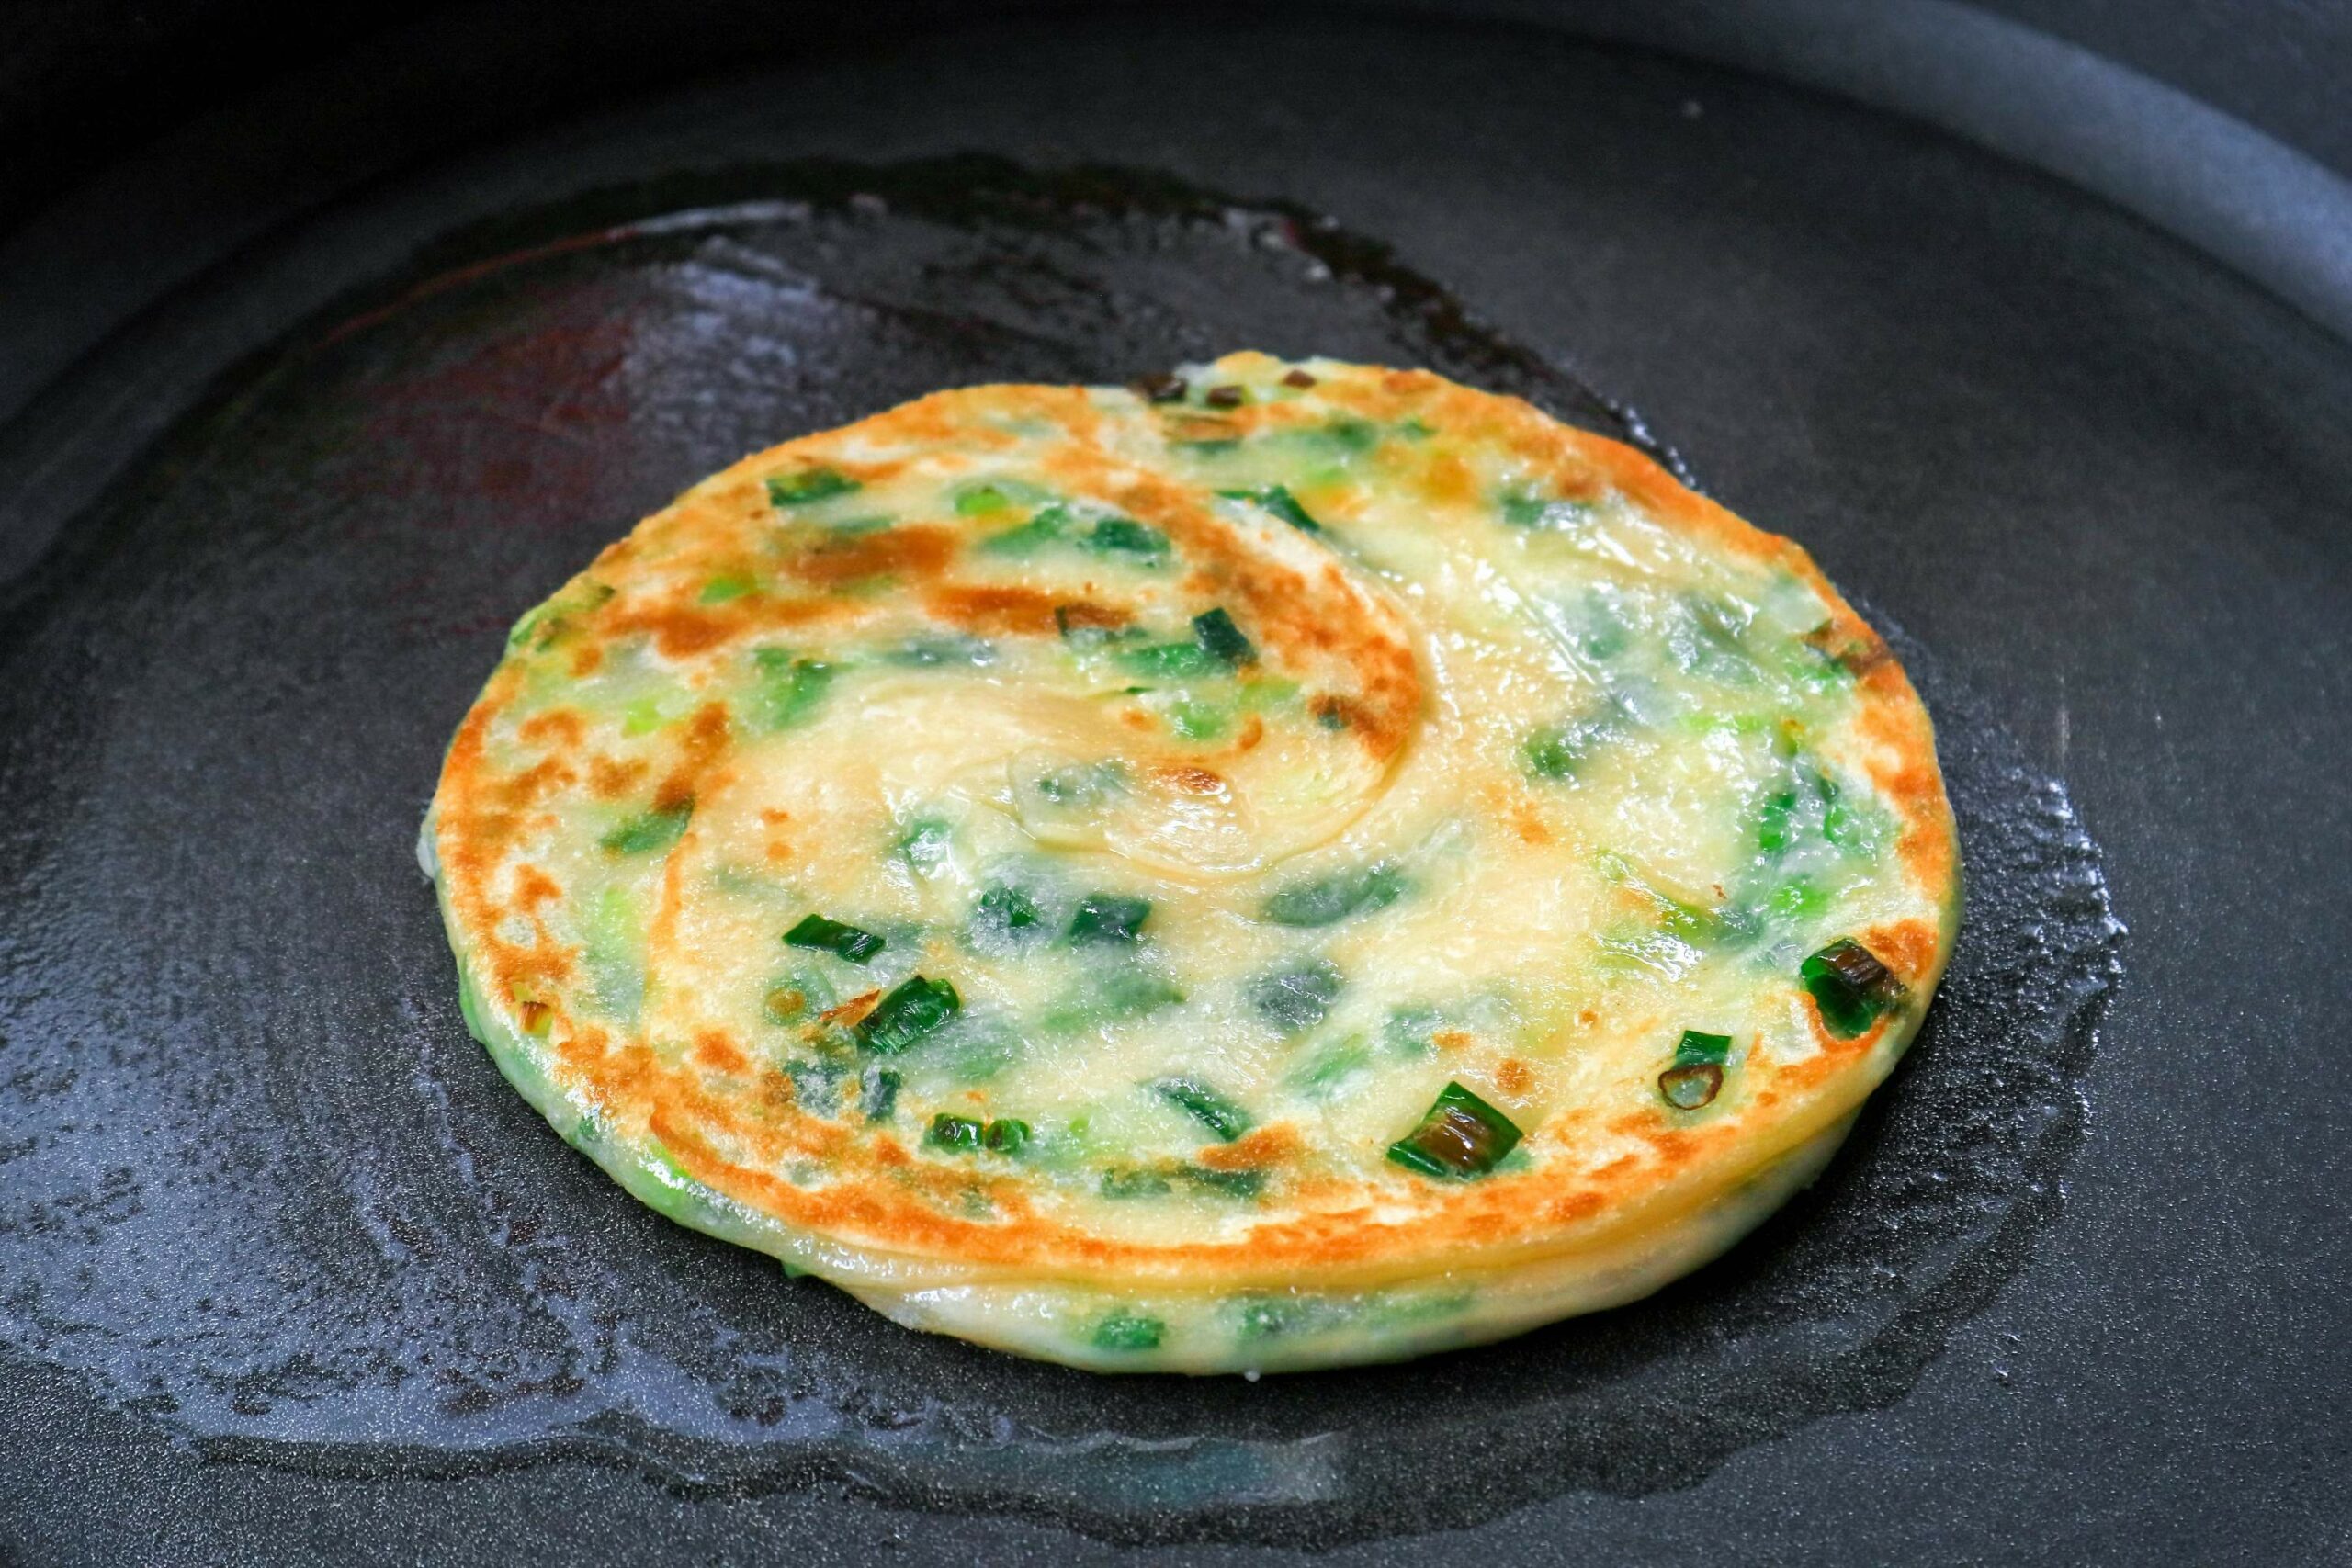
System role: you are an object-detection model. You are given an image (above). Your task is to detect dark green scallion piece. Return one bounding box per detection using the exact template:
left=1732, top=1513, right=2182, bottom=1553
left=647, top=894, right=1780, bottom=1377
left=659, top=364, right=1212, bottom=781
left=971, top=883, right=1044, bottom=949
left=785, top=914, right=884, bottom=964
left=858, top=976, right=961, bottom=1054
left=981, top=1118, right=1031, bottom=1155
left=1191, top=606, right=1255, bottom=666
left=926, top=1113, right=983, bottom=1151
left=1251, top=959, right=1344, bottom=1033
left=1801, top=939, right=1905, bottom=1038
left=1261, top=862, right=1409, bottom=927
left=1091, top=1313, right=1166, bottom=1352
left=1673, top=1030, right=1733, bottom=1067
left=1068, top=894, right=1151, bottom=945
left=1386, top=1081, right=1524, bottom=1179
left=766, top=468, right=860, bottom=506
left=1218, top=483, right=1323, bottom=534
left=1087, top=517, right=1170, bottom=557
left=600, top=801, right=692, bottom=855
left=1150, top=1077, right=1251, bottom=1142
left=861, top=1066, right=900, bottom=1122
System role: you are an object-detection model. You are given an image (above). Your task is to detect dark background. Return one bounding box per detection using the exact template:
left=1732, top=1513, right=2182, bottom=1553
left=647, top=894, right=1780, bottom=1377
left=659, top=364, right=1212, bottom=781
left=1, top=3, right=2347, bottom=1563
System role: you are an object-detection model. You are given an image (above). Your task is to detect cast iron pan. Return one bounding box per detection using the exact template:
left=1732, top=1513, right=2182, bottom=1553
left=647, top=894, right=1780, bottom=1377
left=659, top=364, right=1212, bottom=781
left=1, top=6, right=2346, bottom=1563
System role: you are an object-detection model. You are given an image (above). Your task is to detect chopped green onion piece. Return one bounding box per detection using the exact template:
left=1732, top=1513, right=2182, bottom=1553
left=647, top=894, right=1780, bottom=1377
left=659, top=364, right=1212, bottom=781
left=1386, top=1081, right=1524, bottom=1179
left=1218, top=483, right=1322, bottom=533
left=971, top=883, right=1044, bottom=949
left=1091, top=1313, right=1165, bottom=1352
left=861, top=1066, right=900, bottom=1122
left=1167, top=698, right=1228, bottom=740
left=600, top=801, right=692, bottom=854
left=1068, top=894, right=1151, bottom=944
left=1261, top=862, right=1410, bottom=927
left=697, top=573, right=754, bottom=604
left=858, top=976, right=961, bottom=1054
left=767, top=468, right=860, bottom=506
left=1097, top=1165, right=1259, bottom=1201
left=1088, top=517, right=1169, bottom=556
left=1151, top=1077, right=1251, bottom=1142
left=785, top=914, right=885, bottom=964
left=926, top=1113, right=983, bottom=1151
left=1251, top=959, right=1344, bottom=1033
left=1182, top=1167, right=1264, bottom=1200
left=982, top=1117, right=1031, bottom=1155
left=1673, top=1030, right=1733, bottom=1067
left=1191, top=606, right=1255, bottom=666
left=1099, top=1168, right=1172, bottom=1199
left=1756, top=785, right=1801, bottom=853
left=1499, top=490, right=1597, bottom=529
left=748, top=649, right=835, bottom=730
left=1115, top=641, right=1220, bottom=679
left=1042, top=964, right=1187, bottom=1033
left=954, top=484, right=1012, bottom=515
left=1658, top=1063, right=1724, bottom=1110
left=1802, top=939, right=1904, bottom=1037
left=896, top=817, right=954, bottom=874
left=1523, top=716, right=1616, bottom=781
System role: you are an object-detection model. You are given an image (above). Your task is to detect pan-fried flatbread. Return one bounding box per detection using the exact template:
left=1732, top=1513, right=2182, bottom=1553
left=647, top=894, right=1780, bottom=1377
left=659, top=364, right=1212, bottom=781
left=424, top=353, right=1959, bottom=1371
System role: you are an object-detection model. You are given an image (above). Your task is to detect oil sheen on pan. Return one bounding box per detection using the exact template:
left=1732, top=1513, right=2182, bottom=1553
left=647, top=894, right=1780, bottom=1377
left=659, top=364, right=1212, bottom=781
left=422, top=351, right=1962, bottom=1373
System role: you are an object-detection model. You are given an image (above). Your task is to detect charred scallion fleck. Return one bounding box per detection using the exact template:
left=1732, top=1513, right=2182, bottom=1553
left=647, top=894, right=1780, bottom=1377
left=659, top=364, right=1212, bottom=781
left=1204, top=384, right=1246, bottom=409
left=1386, top=1081, right=1523, bottom=1179
left=1801, top=939, right=1905, bottom=1038
left=1132, top=372, right=1188, bottom=403
left=784, top=914, right=884, bottom=964
left=858, top=976, right=961, bottom=1054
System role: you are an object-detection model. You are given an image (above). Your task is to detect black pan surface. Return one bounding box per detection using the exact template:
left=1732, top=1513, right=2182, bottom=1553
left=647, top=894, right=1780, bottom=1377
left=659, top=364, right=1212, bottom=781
left=1, top=8, right=2346, bottom=1564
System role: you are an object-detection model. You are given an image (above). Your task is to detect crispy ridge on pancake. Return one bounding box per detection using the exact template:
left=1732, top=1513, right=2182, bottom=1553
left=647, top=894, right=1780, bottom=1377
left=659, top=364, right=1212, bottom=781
left=426, top=353, right=1960, bottom=1371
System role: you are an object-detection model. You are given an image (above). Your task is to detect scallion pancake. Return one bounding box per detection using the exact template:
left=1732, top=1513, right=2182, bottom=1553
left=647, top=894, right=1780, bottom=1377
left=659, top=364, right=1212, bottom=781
left=424, top=353, right=1960, bottom=1372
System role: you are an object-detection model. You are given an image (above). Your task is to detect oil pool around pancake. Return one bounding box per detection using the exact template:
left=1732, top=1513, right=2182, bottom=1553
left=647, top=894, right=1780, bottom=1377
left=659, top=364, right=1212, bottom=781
left=424, top=353, right=1960, bottom=1372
